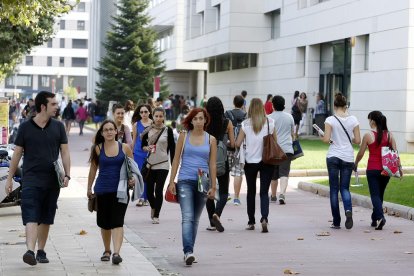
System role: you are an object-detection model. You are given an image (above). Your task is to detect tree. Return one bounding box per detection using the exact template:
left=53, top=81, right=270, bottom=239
left=0, top=1, right=77, bottom=80
left=96, top=0, right=167, bottom=105
left=64, top=78, right=78, bottom=100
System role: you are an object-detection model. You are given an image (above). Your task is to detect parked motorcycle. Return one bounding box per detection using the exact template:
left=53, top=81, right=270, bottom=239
left=0, top=144, right=22, bottom=208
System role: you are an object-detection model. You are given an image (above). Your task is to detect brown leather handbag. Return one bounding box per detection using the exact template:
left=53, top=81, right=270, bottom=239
left=262, top=118, right=287, bottom=165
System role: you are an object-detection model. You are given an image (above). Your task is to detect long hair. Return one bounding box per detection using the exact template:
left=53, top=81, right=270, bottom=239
left=131, top=104, right=153, bottom=124
left=248, top=98, right=266, bottom=134
left=368, top=111, right=388, bottom=146
left=182, top=108, right=210, bottom=131
left=89, top=120, right=118, bottom=166
left=205, top=96, right=224, bottom=140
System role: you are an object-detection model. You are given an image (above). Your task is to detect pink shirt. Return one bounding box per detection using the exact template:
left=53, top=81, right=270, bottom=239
left=75, top=107, right=88, bottom=121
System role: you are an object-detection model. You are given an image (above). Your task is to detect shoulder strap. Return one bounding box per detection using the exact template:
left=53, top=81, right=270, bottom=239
left=267, top=118, right=270, bottom=134
left=333, top=115, right=352, bottom=145
left=146, top=127, right=166, bottom=160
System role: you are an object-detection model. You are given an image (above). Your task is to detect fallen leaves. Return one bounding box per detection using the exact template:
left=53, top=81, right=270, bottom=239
left=393, top=230, right=403, bottom=234
left=77, top=230, right=87, bottom=235
left=316, top=232, right=330, bottom=236
left=370, top=237, right=383, bottom=241
left=297, top=237, right=304, bottom=240
left=284, top=269, right=300, bottom=275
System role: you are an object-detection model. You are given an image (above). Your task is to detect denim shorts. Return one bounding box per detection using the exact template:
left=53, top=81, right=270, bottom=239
left=21, top=186, right=60, bottom=225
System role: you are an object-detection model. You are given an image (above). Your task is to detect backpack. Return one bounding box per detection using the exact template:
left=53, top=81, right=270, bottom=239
left=291, top=98, right=301, bottom=115
left=216, top=119, right=229, bottom=177
left=225, top=110, right=246, bottom=141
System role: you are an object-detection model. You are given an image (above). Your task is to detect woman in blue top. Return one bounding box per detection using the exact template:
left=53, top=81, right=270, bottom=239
left=168, top=108, right=217, bottom=266
left=87, top=120, right=134, bottom=265
left=131, top=104, right=153, bottom=206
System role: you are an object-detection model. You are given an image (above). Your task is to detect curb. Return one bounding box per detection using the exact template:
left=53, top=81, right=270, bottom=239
left=290, top=167, right=414, bottom=177
left=298, top=181, right=414, bottom=221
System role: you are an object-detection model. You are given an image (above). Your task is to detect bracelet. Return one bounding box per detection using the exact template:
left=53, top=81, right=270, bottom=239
left=65, top=175, right=71, bottom=180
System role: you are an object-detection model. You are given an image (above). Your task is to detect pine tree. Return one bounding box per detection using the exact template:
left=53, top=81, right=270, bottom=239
left=96, top=0, right=166, bottom=105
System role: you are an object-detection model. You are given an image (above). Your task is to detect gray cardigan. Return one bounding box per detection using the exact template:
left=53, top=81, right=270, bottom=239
left=117, top=156, right=144, bottom=204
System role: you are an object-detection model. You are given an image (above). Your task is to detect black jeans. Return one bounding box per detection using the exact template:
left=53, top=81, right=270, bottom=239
left=366, top=170, right=390, bottom=221
left=146, top=169, right=169, bottom=218
left=244, top=162, right=274, bottom=225
left=206, top=162, right=230, bottom=226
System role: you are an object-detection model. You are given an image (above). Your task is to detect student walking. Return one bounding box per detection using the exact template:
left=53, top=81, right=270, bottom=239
left=112, top=103, right=133, bottom=149
left=5, top=91, right=71, bottom=266
left=320, top=93, right=360, bottom=229
left=354, top=111, right=397, bottom=230
left=235, top=98, right=277, bottom=233
left=167, top=108, right=217, bottom=266
left=75, top=102, right=88, bottom=136
left=141, top=107, right=175, bottom=224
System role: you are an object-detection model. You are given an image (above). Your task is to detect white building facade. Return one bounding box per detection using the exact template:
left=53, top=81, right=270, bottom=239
left=0, top=1, right=90, bottom=99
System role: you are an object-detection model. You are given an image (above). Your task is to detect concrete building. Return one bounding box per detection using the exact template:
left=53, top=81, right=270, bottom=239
left=0, top=0, right=90, bottom=99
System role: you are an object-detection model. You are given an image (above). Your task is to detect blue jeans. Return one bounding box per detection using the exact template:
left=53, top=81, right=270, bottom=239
left=177, top=179, right=207, bottom=254
left=326, top=157, right=354, bottom=226
left=366, top=170, right=390, bottom=221
left=244, top=162, right=274, bottom=225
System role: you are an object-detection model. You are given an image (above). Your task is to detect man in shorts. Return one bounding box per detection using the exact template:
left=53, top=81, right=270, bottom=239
left=267, top=95, right=294, bottom=204
left=5, top=91, right=71, bottom=266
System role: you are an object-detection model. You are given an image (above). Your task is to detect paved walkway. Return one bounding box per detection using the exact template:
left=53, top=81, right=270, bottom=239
left=1, top=125, right=413, bottom=276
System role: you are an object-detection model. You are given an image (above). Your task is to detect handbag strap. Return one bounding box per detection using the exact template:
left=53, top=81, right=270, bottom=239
left=333, top=115, right=352, bottom=146
left=146, top=127, right=167, bottom=159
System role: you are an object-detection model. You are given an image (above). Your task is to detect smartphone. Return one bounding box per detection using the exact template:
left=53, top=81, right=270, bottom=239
left=313, top=124, right=325, bottom=136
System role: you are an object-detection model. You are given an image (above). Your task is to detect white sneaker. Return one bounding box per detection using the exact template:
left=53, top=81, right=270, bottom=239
left=184, top=253, right=195, bottom=266
left=152, top=217, right=159, bottom=224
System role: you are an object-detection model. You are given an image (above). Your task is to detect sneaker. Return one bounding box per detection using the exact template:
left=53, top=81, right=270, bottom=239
left=136, top=198, right=144, bottom=207
left=245, top=224, right=255, bottom=230
left=330, top=224, right=341, bottom=229
left=279, top=194, right=285, bottom=205
left=227, top=193, right=232, bottom=201
left=212, top=214, right=224, bottom=232
left=233, top=198, right=241, bottom=206
left=152, top=217, right=160, bottom=224
left=345, top=210, right=353, bottom=229
left=206, top=226, right=216, bottom=231
left=184, top=252, right=195, bottom=266
left=36, top=249, right=49, bottom=263
left=23, top=250, right=37, bottom=266
left=261, top=220, right=269, bottom=233
left=143, top=200, right=149, bottom=206
left=270, top=195, right=277, bottom=203
left=375, top=218, right=386, bottom=230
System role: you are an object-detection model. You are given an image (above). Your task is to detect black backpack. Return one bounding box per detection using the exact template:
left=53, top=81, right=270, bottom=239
left=225, top=110, right=246, bottom=141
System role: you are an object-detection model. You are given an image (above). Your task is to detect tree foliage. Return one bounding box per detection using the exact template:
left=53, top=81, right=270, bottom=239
left=0, top=0, right=77, bottom=80
left=96, top=0, right=167, bottom=105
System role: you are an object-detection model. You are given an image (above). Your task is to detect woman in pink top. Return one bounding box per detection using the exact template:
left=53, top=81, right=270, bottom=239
left=75, top=102, right=88, bottom=136
left=355, top=111, right=397, bottom=230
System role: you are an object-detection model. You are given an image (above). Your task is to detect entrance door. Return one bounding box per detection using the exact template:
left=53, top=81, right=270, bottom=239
left=319, top=73, right=344, bottom=115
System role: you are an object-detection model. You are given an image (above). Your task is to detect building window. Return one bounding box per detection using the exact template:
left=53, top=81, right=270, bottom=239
left=5, top=75, right=32, bottom=87
left=297, top=46, right=306, bottom=76
left=69, top=76, right=87, bottom=92
left=47, top=56, right=52, bottom=66
left=77, top=20, right=85, bottom=31
left=232, top=54, right=249, bottom=70
left=364, top=35, right=369, bottom=70
left=216, top=5, right=221, bottom=30
left=72, top=57, right=87, bottom=67
left=298, top=0, right=307, bottom=9
left=47, top=39, right=52, bottom=48
left=59, top=57, right=65, bottom=67
left=216, top=54, right=230, bottom=72
left=72, top=39, right=88, bottom=49
left=200, top=11, right=204, bottom=35
left=25, top=56, right=33, bottom=66
left=269, top=10, right=281, bottom=39
left=60, top=38, right=65, bottom=48
left=209, top=58, right=216, bottom=73
left=60, top=20, right=65, bottom=30
left=156, top=29, right=173, bottom=51
left=39, top=75, right=51, bottom=87
left=77, top=2, right=86, bottom=12
left=249, top=54, right=257, bottom=67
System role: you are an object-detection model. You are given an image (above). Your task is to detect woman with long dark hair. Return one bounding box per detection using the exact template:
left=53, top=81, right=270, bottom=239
left=355, top=111, right=397, bottom=230
left=87, top=120, right=134, bottom=265
left=205, top=97, right=235, bottom=232
left=112, top=103, right=133, bottom=149
left=131, top=104, right=153, bottom=206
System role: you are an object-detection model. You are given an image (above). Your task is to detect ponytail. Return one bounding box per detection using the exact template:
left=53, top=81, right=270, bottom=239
left=368, top=111, right=388, bottom=146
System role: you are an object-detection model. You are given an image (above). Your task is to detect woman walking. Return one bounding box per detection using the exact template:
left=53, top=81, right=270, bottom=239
left=112, top=103, right=133, bottom=149
left=132, top=104, right=153, bottom=206
left=205, top=97, right=235, bottom=232
left=167, top=108, right=217, bottom=266
left=291, top=91, right=301, bottom=139
left=123, top=100, right=134, bottom=132
left=87, top=120, right=135, bottom=265
left=321, top=93, right=360, bottom=229
left=62, top=100, right=75, bottom=135
left=235, top=98, right=277, bottom=233
left=141, top=107, right=175, bottom=224
left=75, top=102, right=88, bottom=136
left=355, top=111, right=396, bottom=230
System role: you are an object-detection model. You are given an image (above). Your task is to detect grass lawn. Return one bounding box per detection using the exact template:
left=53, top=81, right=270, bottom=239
left=313, top=175, right=414, bottom=208
left=291, top=139, right=414, bottom=170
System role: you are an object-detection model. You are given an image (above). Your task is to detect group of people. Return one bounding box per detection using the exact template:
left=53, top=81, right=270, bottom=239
left=3, top=89, right=399, bottom=268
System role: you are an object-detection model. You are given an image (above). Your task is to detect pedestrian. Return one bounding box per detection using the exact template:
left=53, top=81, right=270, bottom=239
left=171, top=120, right=179, bottom=143
left=298, top=92, right=308, bottom=135
left=264, top=94, right=273, bottom=115
left=132, top=104, right=153, bottom=206
left=141, top=107, right=175, bottom=224
left=75, top=102, right=88, bottom=136
left=87, top=120, right=135, bottom=265
left=268, top=96, right=295, bottom=205
left=5, top=91, right=71, bottom=266
left=235, top=98, right=276, bottom=233
left=167, top=108, right=217, bottom=266
left=320, top=93, right=361, bottom=229
left=62, top=100, right=76, bottom=135
left=225, top=95, right=247, bottom=206
left=112, top=103, right=133, bottom=149
left=123, top=100, right=134, bottom=132
left=291, top=90, right=302, bottom=139
left=205, top=97, right=235, bottom=232
left=93, top=100, right=106, bottom=129
left=314, top=92, right=327, bottom=133
left=21, top=98, right=36, bottom=122
left=354, top=111, right=397, bottom=230
left=241, top=90, right=248, bottom=111
left=176, top=105, right=189, bottom=131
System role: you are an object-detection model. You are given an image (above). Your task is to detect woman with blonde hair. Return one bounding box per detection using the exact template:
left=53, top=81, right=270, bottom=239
left=235, top=98, right=277, bottom=233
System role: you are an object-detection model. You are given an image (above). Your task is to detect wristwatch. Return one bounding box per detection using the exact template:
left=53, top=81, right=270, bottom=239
left=65, top=175, right=71, bottom=180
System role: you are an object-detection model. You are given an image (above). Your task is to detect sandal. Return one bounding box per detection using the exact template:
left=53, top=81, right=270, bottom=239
left=100, top=250, right=111, bottom=261
left=112, top=253, right=123, bottom=265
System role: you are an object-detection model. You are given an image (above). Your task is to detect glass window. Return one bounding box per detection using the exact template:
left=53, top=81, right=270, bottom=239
left=250, top=54, right=257, bottom=67
left=216, top=54, right=230, bottom=72
left=47, top=56, right=52, bottom=66
left=5, top=75, right=32, bottom=87
left=209, top=58, right=216, bottom=73
left=72, top=58, right=87, bottom=67
left=59, top=57, right=65, bottom=67
left=69, top=76, right=87, bottom=92
left=77, top=2, right=85, bottom=12
left=216, top=5, right=221, bottom=30
left=60, top=20, right=65, bottom=30
left=40, top=76, right=51, bottom=87
left=72, top=39, right=88, bottom=49
left=47, top=39, right=52, bottom=48
left=231, top=54, right=249, bottom=70
left=77, top=21, right=85, bottom=31
left=364, top=35, right=369, bottom=70
left=25, top=56, right=33, bottom=66
left=270, top=10, right=280, bottom=39
left=60, top=38, right=65, bottom=48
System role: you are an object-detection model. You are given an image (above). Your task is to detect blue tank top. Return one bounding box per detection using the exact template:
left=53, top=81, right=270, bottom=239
left=133, top=120, right=147, bottom=161
left=178, top=131, right=210, bottom=181
left=94, top=142, right=125, bottom=194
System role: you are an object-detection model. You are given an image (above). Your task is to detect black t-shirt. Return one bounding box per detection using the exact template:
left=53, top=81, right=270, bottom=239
left=14, top=118, right=68, bottom=187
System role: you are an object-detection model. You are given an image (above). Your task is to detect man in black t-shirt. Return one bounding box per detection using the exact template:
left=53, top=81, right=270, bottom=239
left=5, top=91, right=71, bottom=266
